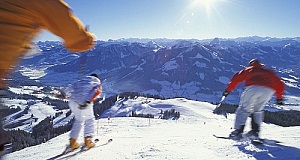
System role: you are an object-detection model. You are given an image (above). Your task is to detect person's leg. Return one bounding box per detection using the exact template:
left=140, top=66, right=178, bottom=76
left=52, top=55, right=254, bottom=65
left=251, top=86, right=274, bottom=135
left=69, top=100, right=83, bottom=149
left=81, top=103, right=95, bottom=148
left=234, top=86, right=258, bottom=130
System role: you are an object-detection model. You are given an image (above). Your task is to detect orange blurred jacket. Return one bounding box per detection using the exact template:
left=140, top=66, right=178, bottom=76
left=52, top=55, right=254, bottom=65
left=0, top=0, right=95, bottom=87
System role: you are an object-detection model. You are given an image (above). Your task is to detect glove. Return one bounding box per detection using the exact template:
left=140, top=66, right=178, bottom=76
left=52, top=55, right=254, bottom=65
left=222, top=90, right=230, bottom=97
left=79, top=101, right=91, bottom=109
left=276, top=99, right=284, bottom=105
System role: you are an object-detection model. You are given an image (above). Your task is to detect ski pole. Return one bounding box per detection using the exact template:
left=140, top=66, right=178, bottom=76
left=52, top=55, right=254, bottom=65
left=213, top=96, right=228, bottom=118
left=96, top=114, right=100, bottom=136
left=217, top=96, right=226, bottom=107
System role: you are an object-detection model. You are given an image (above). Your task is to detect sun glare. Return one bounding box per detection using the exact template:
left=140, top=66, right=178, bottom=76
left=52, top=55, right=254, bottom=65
left=192, top=0, right=221, bottom=16
left=174, top=0, right=228, bottom=29
left=203, top=0, right=214, bottom=10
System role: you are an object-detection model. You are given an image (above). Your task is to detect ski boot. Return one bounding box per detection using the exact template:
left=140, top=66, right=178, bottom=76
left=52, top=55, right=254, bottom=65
left=246, top=130, right=259, bottom=139
left=229, top=125, right=244, bottom=140
left=229, top=129, right=243, bottom=140
left=84, top=136, right=95, bottom=149
left=69, top=138, right=79, bottom=150
left=248, top=114, right=260, bottom=139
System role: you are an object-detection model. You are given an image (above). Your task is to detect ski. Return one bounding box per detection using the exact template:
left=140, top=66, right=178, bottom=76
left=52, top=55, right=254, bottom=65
left=213, top=134, right=231, bottom=139
left=213, top=134, right=281, bottom=145
left=46, top=145, right=80, bottom=160
left=251, top=138, right=281, bottom=146
left=61, top=138, right=113, bottom=159
left=81, top=138, right=112, bottom=152
left=47, top=138, right=112, bottom=160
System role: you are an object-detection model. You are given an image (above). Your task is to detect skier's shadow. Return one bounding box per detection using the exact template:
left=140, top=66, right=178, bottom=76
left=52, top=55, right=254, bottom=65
left=236, top=143, right=300, bottom=159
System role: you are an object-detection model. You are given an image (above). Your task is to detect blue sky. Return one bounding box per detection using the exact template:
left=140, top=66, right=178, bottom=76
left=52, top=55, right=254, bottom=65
left=36, top=0, right=300, bottom=41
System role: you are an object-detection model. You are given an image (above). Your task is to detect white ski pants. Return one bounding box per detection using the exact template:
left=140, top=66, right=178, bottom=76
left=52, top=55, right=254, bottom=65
left=234, top=85, right=274, bottom=130
left=69, top=100, right=95, bottom=139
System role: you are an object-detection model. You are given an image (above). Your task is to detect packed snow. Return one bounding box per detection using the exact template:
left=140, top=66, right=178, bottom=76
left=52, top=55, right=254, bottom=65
left=4, top=98, right=300, bottom=160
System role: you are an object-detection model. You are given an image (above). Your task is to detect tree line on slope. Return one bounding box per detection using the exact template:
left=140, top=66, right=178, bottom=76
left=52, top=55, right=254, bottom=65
left=7, top=117, right=73, bottom=151
left=214, top=103, right=300, bottom=127
left=129, top=108, right=180, bottom=120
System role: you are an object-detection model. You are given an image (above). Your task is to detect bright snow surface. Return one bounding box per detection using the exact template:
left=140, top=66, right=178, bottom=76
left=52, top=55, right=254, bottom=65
left=4, top=98, right=300, bottom=160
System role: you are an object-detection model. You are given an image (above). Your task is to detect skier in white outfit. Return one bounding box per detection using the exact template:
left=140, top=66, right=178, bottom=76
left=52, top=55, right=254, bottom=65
left=58, top=73, right=102, bottom=150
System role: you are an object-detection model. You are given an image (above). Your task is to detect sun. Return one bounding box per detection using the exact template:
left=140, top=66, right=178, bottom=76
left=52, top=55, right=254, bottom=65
left=191, top=0, right=221, bottom=16
left=174, top=0, right=227, bottom=27
left=202, top=0, right=215, bottom=10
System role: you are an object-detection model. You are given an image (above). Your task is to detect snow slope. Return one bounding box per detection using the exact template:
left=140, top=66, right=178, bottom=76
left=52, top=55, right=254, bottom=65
left=4, top=98, right=300, bottom=160
left=2, top=86, right=72, bottom=132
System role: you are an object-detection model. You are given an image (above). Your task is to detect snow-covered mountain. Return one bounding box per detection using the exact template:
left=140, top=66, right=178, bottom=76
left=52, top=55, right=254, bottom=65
left=3, top=37, right=300, bottom=158
left=4, top=98, right=300, bottom=160
left=16, top=37, right=300, bottom=104
left=5, top=37, right=300, bottom=131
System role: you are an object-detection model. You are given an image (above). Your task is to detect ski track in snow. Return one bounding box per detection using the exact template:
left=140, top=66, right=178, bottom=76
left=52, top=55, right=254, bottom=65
left=4, top=99, right=300, bottom=160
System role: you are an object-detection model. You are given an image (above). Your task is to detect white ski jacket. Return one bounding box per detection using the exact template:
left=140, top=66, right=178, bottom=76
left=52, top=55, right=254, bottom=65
left=64, top=76, right=101, bottom=105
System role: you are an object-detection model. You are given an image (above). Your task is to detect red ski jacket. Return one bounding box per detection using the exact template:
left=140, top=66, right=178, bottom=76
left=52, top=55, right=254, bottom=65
left=226, top=61, right=285, bottom=99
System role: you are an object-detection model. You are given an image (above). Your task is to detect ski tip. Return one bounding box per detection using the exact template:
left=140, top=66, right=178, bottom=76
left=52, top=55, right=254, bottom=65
left=94, top=138, right=112, bottom=143
left=213, top=134, right=232, bottom=139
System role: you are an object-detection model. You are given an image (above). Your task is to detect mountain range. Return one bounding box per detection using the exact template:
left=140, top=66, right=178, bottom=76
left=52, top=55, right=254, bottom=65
left=15, top=36, right=300, bottom=104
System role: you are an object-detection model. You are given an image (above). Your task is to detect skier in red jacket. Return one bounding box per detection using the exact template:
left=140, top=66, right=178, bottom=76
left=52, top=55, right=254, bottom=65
left=223, top=59, right=285, bottom=139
